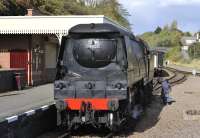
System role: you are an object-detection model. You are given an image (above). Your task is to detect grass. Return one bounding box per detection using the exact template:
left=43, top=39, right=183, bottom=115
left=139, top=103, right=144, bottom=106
left=165, top=46, right=200, bottom=70
left=171, top=59, right=200, bottom=70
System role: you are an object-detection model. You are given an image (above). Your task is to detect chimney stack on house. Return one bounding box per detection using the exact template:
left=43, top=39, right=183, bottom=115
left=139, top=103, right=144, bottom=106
left=27, top=9, right=33, bottom=16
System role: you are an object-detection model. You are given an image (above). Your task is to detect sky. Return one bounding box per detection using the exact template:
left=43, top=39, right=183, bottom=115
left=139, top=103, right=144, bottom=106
left=118, top=0, right=200, bottom=35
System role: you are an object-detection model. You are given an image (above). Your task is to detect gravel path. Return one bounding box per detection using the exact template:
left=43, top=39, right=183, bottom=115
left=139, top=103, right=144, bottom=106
left=130, top=76, right=200, bottom=138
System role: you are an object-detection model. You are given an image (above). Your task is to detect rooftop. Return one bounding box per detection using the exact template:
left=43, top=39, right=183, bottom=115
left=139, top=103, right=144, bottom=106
left=0, top=15, right=130, bottom=35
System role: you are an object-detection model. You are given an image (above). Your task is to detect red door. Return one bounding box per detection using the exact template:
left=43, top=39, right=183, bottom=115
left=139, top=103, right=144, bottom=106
left=10, top=50, right=28, bottom=83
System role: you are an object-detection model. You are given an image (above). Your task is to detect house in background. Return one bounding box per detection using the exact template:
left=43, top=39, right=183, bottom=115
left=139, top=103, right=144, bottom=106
left=181, top=33, right=200, bottom=51
left=181, top=33, right=200, bottom=59
left=0, top=13, right=127, bottom=86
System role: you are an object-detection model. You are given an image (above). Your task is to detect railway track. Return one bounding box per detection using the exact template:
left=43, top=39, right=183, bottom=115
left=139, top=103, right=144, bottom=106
left=166, top=67, right=187, bottom=86
left=104, top=132, right=114, bottom=138
left=153, top=67, right=187, bottom=92
left=58, top=132, right=71, bottom=138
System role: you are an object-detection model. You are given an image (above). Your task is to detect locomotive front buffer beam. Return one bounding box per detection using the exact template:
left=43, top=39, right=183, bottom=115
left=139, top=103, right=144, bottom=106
left=56, top=99, right=122, bottom=130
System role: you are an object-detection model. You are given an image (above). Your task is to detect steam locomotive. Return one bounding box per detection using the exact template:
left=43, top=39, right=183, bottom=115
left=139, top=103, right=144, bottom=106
left=54, top=23, right=154, bottom=131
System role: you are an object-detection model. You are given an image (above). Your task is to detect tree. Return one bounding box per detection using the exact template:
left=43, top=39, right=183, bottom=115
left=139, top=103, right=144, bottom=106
left=170, top=20, right=178, bottom=31
left=0, top=0, right=27, bottom=15
left=189, top=42, right=200, bottom=59
left=157, top=38, right=172, bottom=47
left=140, top=21, right=183, bottom=48
left=184, top=32, right=192, bottom=36
left=163, top=24, right=169, bottom=31
left=154, top=26, right=162, bottom=34
left=94, top=0, right=130, bottom=28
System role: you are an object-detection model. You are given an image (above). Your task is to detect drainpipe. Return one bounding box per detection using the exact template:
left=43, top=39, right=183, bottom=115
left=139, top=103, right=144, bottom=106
left=26, top=8, right=33, bottom=86
left=28, top=35, right=33, bottom=86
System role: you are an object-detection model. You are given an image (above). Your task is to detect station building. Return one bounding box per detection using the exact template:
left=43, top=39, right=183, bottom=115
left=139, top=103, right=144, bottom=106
left=0, top=15, right=127, bottom=86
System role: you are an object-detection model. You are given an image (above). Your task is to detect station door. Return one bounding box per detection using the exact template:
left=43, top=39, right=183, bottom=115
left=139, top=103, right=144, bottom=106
left=10, top=50, right=28, bottom=82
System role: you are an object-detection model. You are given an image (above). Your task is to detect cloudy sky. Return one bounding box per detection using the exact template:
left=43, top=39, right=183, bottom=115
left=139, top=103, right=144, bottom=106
left=119, top=0, right=200, bottom=34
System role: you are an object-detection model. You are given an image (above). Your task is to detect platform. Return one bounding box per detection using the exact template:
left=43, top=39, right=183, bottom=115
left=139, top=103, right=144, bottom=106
left=0, top=84, right=54, bottom=121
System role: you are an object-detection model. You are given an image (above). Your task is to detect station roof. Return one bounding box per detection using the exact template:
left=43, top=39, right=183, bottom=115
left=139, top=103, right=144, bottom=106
left=0, top=15, right=130, bottom=36
left=151, top=47, right=170, bottom=53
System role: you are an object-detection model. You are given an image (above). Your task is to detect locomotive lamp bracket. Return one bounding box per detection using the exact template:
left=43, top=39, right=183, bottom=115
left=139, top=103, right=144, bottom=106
left=85, top=82, right=95, bottom=89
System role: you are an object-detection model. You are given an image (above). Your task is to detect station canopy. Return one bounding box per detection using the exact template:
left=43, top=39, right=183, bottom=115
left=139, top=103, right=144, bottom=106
left=0, top=15, right=129, bottom=36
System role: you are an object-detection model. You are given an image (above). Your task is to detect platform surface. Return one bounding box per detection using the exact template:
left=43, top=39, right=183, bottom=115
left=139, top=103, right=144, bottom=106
left=0, top=84, right=54, bottom=120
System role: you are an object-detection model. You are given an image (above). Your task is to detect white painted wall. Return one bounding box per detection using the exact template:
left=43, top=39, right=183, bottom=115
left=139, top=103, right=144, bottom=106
left=185, top=39, right=196, bottom=45
left=182, top=46, right=189, bottom=51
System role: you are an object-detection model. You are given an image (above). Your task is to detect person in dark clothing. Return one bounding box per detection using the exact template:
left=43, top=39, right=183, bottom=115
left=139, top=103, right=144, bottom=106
left=158, top=78, right=174, bottom=105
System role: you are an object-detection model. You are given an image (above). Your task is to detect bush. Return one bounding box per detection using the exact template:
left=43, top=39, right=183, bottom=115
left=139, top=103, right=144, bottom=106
left=188, top=42, right=200, bottom=59
left=179, top=58, right=191, bottom=64
left=165, top=46, right=182, bottom=62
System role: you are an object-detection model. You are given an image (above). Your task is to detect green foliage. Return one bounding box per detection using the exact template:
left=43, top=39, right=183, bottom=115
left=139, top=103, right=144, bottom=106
left=154, top=26, right=162, bottom=34
left=140, top=20, right=183, bottom=48
left=157, top=38, right=172, bottom=47
left=96, top=0, right=130, bottom=28
left=0, top=0, right=27, bottom=15
left=165, top=46, right=182, bottom=62
left=0, top=0, right=6, bottom=12
left=188, top=42, right=200, bottom=59
left=184, top=32, right=192, bottom=36
left=170, top=20, right=178, bottom=31
left=37, top=0, right=64, bottom=15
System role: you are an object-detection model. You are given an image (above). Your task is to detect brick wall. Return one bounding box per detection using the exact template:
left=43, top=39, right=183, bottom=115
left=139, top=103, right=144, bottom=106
left=0, top=52, right=10, bottom=68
